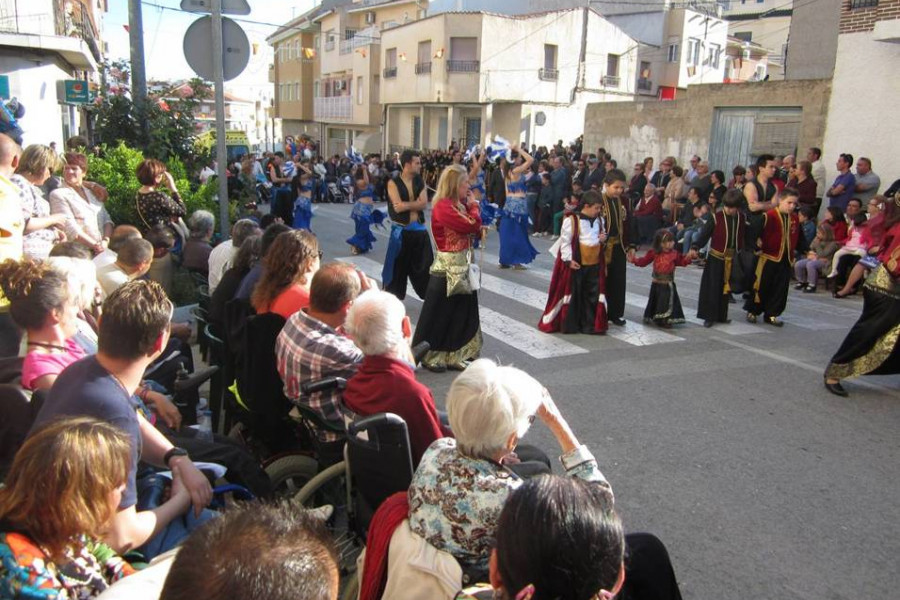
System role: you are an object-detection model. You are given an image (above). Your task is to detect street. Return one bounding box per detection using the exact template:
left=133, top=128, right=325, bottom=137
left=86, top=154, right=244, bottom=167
left=309, top=201, right=900, bottom=600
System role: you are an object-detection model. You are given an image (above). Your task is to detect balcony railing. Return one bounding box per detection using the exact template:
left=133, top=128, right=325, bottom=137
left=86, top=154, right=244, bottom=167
left=601, top=75, right=620, bottom=88
left=637, top=77, right=653, bottom=92
left=314, top=95, right=352, bottom=121
left=383, top=66, right=397, bottom=78
left=539, top=67, right=559, bottom=81
left=447, top=60, right=480, bottom=73
left=415, top=62, right=432, bottom=75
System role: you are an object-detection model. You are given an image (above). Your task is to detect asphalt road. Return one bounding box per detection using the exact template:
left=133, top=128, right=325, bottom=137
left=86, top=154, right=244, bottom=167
left=306, top=201, right=899, bottom=600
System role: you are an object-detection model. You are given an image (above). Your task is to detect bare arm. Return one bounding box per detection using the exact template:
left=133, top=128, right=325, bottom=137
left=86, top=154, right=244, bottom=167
left=388, top=179, right=427, bottom=213
left=512, top=147, right=534, bottom=175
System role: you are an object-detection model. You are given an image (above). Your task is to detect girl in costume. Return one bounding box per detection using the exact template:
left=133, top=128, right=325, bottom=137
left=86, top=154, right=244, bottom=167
left=498, top=144, right=538, bottom=269
left=346, top=166, right=385, bottom=255
left=467, top=148, right=496, bottom=247
left=290, top=163, right=314, bottom=231
left=630, top=229, right=693, bottom=329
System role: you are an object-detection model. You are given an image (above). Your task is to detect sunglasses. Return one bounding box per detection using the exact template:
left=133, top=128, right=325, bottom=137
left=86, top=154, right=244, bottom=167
left=318, top=250, right=324, bottom=260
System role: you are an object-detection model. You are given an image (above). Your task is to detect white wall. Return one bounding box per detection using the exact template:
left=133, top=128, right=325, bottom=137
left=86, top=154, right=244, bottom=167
left=0, top=55, right=77, bottom=146
left=0, top=0, right=56, bottom=35
left=822, top=31, right=899, bottom=189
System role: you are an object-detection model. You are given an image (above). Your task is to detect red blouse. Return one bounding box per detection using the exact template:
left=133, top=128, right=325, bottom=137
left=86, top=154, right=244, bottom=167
left=827, top=218, right=848, bottom=243
left=431, top=197, right=483, bottom=252
left=633, top=249, right=692, bottom=276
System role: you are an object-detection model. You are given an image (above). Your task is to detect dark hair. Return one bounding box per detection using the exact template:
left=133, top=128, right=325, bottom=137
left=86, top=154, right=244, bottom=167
left=723, top=188, right=744, bottom=209
left=606, top=159, right=617, bottom=168
left=0, top=259, right=69, bottom=330
left=847, top=197, right=863, bottom=209
left=779, top=187, right=800, bottom=201
left=49, top=241, right=92, bottom=259
left=711, top=170, right=725, bottom=185
left=116, top=238, right=153, bottom=267
left=309, top=262, right=360, bottom=314
left=495, top=477, right=623, bottom=600
left=671, top=165, right=684, bottom=178
left=799, top=205, right=815, bottom=220
left=581, top=190, right=602, bottom=206
left=400, top=149, right=419, bottom=168
left=259, top=213, right=279, bottom=229
left=252, top=230, right=319, bottom=312
left=602, top=168, right=626, bottom=185
left=826, top=206, right=845, bottom=222
left=652, top=228, right=675, bottom=253
left=233, top=235, right=262, bottom=273
left=850, top=212, right=867, bottom=227
left=261, top=222, right=291, bottom=257
left=160, top=502, right=338, bottom=600
left=63, top=152, right=88, bottom=172
left=135, top=158, right=166, bottom=186
left=732, top=165, right=746, bottom=177
left=839, top=153, right=854, bottom=167
left=808, top=147, right=822, bottom=160
left=755, top=154, right=775, bottom=168
left=99, top=280, right=172, bottom=360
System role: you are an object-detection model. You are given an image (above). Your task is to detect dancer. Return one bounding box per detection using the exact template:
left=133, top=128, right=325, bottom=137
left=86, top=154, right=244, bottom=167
left=598, top=169, right=634, bottom=326
left=383, top=150, right=432, bottom=300
left=467, top=148, right=496, bottom=237
left=824, top=194, right=900, bottom=396
left=498, top=145, right=538, bottom=270
left=744, top=188, right=808, bottom=327
left=412, top=164, right=483, bottom=372
left=346, top=167, right=384, bottom=255
left=539, top=190, right=608, bottom=334
left=690, top=189, right=747, bottom=327
left=290, top=163, right=314, bottom=231
left=630, top=229, right=692, bottom=329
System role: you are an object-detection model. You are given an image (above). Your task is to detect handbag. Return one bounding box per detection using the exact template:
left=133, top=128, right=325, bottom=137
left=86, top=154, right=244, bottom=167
left=467, top=247, right=482, bottom=292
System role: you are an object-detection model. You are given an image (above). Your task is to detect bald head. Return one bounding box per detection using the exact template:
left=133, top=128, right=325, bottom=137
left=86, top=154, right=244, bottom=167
left=309, top=262, right=361, bottom=315
left=0, top=133, right=22, bottom=177
left=108, top=225, right=142, bottom=253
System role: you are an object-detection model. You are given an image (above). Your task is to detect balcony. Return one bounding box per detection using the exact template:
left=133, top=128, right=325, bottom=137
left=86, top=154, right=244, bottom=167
left=637, top=77, right=653, bottom=92
left=314, top=95, right=352, bottom=121
left=340, top=25, right=380, bottom=55
left=415, top=62, right=431, bottom=75
left=447, top=60, right=480, bottom=73
left=539, top=67, right=559, bottom=81
left=601, top=75, right=620, bottom=88
left=383, top=66, right=397, bottom=78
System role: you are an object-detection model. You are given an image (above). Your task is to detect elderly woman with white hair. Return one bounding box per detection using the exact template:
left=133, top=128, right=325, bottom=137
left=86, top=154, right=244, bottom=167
left=407, top=358, right=612, bottom=576
left=182, top=209, right=215, bottom=276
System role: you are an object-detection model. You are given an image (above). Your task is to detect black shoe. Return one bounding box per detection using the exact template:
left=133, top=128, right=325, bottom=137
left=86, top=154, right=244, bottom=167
left=746, top=313, right=757, bottom=324
left=802, top=286, right=816, bottom=294
left=794, top=282, right=807, bottom=290
left=703, top=320, right=714, bottom=328
left=611, top=318, right=626, bottom=326
left=764, top=316, right=784, bottom=327
left=720, top=318, right=732, bottom=324
left=824, top=381, right=848, bottom=397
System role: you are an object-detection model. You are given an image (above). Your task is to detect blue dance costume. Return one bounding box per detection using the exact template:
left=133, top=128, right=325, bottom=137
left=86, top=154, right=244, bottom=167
left=346, top=185, right=385, bottom=253
left=293, top=180, right=313, bottom=230
left=499, top=174, right=538, bottom=266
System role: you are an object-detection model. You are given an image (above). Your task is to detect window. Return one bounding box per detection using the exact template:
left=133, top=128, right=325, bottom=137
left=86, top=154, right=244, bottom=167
left=286, top=84, right=292, bottom=102
left=544, top=44, right=557, bottom=70
left=686, top=38, right=701, bottom=67
left=294, top=40, right=300, bottom=60
left=850, top=0, right=878, bottom=7
left=314, top=34, right=320, bottom=50
left=384, top=48, right=398, bottom=78
left=733, top=31, right=752, bottom=43
left=417, top=40, right=432, bottom=74
left=294, top=82, right=300, bottom=101
left=412, top=116, right=421, bottom=148
left=706, top=43, right=721, bottom=69
left=667, top=43, right=679, bottom=63
left=344, top=28, right=357, bottom=41
left=314, top=80, right=320, bottom=98
left=325, top=29, right=336, bottom=51
left=606, top=54, right=619, bottom=77
left=357, top=76, right=363, bottom=104
left=448, top=37, right=479, bottom=72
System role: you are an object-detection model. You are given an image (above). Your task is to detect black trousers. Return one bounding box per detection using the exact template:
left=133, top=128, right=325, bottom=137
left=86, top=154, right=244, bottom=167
left=385, top=229, right=433, bottom=300
left=621, top=532, right=683, bottom=600
left=565, top=264, right=601, bottom=334
left=606, top=245, right=627, bottom=321
left=744, top=256, right=792, bottom=318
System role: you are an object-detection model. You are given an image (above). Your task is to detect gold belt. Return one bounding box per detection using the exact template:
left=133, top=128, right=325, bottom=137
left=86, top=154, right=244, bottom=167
left=710, top=249, right=735, bottom=294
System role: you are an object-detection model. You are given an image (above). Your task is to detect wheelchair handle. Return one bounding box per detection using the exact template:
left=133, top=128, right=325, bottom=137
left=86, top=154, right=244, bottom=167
left=347, top=412, right=406, bottom=436
left=301, top=376, right=347, bottom=395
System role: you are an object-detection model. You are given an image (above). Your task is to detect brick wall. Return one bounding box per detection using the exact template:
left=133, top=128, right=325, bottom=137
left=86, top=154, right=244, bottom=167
left=840, top=0, right=900, bottom=34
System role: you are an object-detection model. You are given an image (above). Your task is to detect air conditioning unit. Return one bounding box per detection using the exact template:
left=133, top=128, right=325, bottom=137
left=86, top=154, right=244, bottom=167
left=365, top=11, right=376, bottom=25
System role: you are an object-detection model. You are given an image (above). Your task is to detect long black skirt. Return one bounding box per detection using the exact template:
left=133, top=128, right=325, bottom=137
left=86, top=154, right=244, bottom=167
left=697, top=256, right=729, bottom=323
left=825, top=266, right=900, bottom=381
left=643, top=281, right=685, bottom=325
left=412, top=273, right=482, bottom=370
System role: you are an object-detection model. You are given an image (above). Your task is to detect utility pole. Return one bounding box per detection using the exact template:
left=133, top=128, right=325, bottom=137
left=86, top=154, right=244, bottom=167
left=211, top=0, right=230, bottom=239
left=127, top=0, right=149, bottom=138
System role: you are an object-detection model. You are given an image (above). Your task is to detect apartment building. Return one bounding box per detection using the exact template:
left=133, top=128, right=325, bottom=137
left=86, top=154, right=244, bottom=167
left=720, top=0, right=792, bottom=79
left=723, top=36, right=770, bottom=82
left=822, top=0, right=899, bottom=177
left=0, top=0, right=105, bottom=145
left=380, top=8, right=639, bottom=152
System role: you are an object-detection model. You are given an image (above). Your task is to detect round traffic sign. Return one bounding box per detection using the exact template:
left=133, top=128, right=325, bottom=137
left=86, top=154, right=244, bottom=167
left=183, top=16, right=250, bottom=81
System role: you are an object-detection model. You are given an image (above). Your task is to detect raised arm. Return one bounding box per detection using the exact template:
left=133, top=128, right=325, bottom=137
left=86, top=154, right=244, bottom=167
left=513, top=146, right=534, bottom=175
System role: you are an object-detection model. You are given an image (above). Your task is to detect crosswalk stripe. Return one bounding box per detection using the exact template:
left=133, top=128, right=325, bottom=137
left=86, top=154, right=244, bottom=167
left=337, top=256, right=589, bottom=359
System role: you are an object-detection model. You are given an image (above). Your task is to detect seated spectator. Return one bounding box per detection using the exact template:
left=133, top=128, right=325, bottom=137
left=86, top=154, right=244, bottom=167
left=49, top=152, right=112, bottom=255
left=457, top=476, right=680, bottom=600
left=49, top=240, right=93, bottom=260
left=408, top=359, right=611, bottom=575
left=728, top=165, right=746, bottom=190
left=94, top=224, right=142, bottom=269
left=0, top=418, right=138, bottom=596
left=343, top=290, right=451, bottom=466
left=793, top=223, right=838, bottom=293
left=207, top=218, right=260, bottom=292
left=48, top=255, right=102, bottom=354
left=97, top=237, right=153, bottom=300
left=845, top=197, right=863, bottom=222
left=159, top=503, right=338, bottom=600
left=823, top=206, right=848, bottom=243
left=208, top=235, right=261, bottom=329
left=276, top=262, right=367, bottom=466
left=30, top=280, right=214, bottom=560
left=251, top=229, right=320, bottom=318
left=827, top=212, right=869, bottom=279
left=235, top=222, right=290, bottom=301
left=182, top=210, right=215, bottom=276
left=631, top=183, right=663, bottom=245
left=798, top=206, right=816, bottom=246
left=11, top=143, right=67, bottom=259
left=834, top=196, right=897, bottom=298
left=662, top=165, right=686, bottom=219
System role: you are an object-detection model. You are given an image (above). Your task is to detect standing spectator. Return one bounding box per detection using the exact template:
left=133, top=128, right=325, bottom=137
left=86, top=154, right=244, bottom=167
left=134, top=159, right=186, bottom=232
left=582, top=155, right=604, bottom=191
left=207, top=218, right=260, bottom=292
left=778, top=154, right=795, bottom=185
left=807, top=147, right=827, bottom=214
left=710, top=170, right=727, bottom=209
left=11, top=144, right=66, bottom=259
left=853, top=157, right=881, bottom=204
left=787, top=160, right=818, bottom=210
left=825, top=153, right=856, bottom=211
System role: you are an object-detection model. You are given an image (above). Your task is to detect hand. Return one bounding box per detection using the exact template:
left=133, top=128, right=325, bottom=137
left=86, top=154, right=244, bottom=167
left=356, top=268, right=375, bottom=292
left=163, top=171, right=177, bottom=191
left=170, top=322, right=192, bottom=341
left=87, top=182, right=109, bottom=202
left=627, top=249, right=636, bottom=260
left=147, top=391, right=182, bottom=430
left=170, top=456, right=212, bottom=517
left=569, top=260, right=581, bottom=270
left=599, top=232, right=609, bottom=243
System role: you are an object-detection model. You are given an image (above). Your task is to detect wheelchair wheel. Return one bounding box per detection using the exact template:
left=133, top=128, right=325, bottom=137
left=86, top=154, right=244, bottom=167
left=265, top=454, right=319, bottom=500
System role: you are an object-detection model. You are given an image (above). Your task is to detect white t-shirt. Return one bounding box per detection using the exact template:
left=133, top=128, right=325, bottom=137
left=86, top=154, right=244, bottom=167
left=207, top=239, right=234, bottom=292
left=97, top=262, right=132, bottom=300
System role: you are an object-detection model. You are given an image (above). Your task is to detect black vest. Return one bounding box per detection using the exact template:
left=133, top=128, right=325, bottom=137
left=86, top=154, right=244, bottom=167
left=389, top=174, right=425, bottom=225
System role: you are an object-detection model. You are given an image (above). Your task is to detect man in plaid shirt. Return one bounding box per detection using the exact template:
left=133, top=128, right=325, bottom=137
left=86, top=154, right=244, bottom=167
left=276, top=262, right=366, bottom=466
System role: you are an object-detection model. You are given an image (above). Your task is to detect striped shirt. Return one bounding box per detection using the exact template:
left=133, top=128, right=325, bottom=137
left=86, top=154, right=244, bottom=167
left=275, top=310, right=363, bottom=442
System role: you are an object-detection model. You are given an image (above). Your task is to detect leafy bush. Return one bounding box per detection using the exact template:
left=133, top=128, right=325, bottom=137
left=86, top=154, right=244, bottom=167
left=86, top=142, right=234, bottom=229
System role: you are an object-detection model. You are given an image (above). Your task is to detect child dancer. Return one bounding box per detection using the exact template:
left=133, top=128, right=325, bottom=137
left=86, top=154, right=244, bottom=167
left=291, top=164, right=314, bottom=231
left=630, top=229, right=693, bottom=328
left=826, top=212, right=868, bottom=278
left=539, top=190, right=609, bottom=334
left=346, top=167, right=384, bottom=255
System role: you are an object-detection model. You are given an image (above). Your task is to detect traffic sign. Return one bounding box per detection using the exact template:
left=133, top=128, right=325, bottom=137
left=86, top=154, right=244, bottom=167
left=183, top=16, right=250, bottom=81
left=180, top=0, right=251, bottom=15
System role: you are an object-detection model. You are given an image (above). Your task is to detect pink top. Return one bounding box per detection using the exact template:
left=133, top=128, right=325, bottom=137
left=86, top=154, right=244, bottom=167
left=21, top=339, right=86, bottom=390
left=259, top=284, right=311, bottom=319
left=842, top=226, right=867, bottom=252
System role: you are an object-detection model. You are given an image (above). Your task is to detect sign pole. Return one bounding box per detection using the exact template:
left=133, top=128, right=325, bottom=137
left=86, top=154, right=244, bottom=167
left=212, top=0, right=230, bottom=239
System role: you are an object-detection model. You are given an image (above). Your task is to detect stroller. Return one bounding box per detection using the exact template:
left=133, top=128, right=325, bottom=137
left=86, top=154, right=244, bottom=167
left=326, top=176, right=354, bottom=204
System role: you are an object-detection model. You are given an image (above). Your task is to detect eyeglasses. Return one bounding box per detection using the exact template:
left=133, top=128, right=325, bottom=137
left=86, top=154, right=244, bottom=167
left=317, top=250, right=324, bottom=260
left=527, top=414, right=536, bottom=426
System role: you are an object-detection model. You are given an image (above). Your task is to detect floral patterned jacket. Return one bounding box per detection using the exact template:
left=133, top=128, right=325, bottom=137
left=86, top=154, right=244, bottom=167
left=407, top=438, right=612, bottom=568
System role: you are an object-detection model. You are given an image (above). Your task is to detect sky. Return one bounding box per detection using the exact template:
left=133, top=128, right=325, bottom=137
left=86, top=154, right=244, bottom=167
left=105, top=0, right=318, bottom=101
